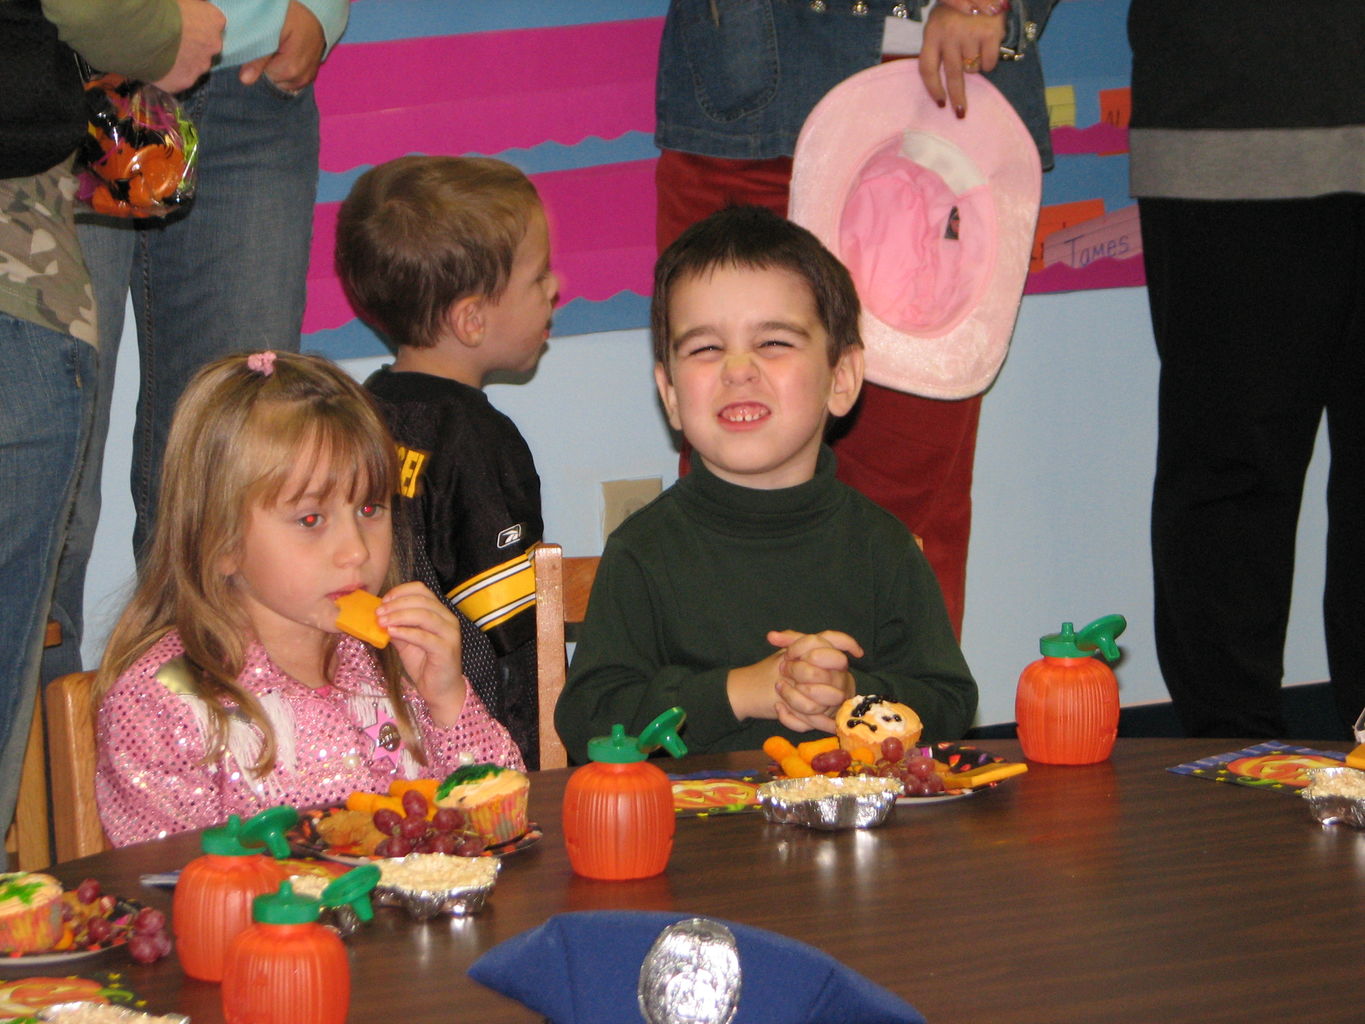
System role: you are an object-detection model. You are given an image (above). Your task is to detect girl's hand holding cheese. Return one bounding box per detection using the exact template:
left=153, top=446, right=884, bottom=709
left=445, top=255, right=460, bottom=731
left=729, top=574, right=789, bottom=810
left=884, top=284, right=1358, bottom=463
left=336, top=584, right=467, bottom=727
left=371, top=581, right=467, bottom=729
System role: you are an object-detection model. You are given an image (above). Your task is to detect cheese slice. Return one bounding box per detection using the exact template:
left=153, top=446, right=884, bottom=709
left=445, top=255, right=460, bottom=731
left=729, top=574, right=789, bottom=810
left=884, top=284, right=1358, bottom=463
left=940, top=761, right=1029, bottom=790
left=1346, top=744, right=1365, bottom=771
left=334, top=590, right=389, bottom=648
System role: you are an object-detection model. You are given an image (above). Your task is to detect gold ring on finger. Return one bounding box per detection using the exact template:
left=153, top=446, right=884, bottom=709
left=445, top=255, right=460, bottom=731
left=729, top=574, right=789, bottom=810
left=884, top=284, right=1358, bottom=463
left=963, top=55, right=981, bottom=72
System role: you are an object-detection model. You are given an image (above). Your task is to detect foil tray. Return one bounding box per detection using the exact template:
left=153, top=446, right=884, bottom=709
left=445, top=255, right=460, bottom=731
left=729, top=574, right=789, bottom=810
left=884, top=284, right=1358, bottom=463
left=372, top=855, right=501, bottom=919
left=1301, top=766, right=1365, bottom=829
left=39, top=1003, right=189, bottom=1024
left=757, top=776, right=901, bottom=830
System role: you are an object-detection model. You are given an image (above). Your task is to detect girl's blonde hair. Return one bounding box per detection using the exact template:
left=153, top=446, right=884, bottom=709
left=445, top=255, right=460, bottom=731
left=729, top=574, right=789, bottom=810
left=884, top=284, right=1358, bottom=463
left=97, top=351, right=421, bottom=774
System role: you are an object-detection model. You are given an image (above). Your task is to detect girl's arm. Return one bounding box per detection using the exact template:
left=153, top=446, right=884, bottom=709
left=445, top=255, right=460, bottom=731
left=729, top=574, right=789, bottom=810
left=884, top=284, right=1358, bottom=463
left=408, top=688, right=526, bottom=774
left=95, top=669, right=230, bottom=846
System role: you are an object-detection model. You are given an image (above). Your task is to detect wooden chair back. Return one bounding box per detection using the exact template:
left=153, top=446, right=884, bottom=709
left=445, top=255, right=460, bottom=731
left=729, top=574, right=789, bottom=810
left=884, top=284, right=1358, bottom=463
left=44, top=671, right=108, bottom=861
left=6, top=620, right=67, bottom=869
left=8, top=692, right=50, bottom=869
left=533, top=544, right=599, bottom=771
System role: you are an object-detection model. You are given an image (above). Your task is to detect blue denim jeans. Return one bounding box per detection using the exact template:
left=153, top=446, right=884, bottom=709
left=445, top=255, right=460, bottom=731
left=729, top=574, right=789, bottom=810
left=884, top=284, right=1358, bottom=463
left=655, top=0, right=1055, bottom=169
left=44, top=69, right=318, bottom=681
left=0, top=315, right=95, bottom=866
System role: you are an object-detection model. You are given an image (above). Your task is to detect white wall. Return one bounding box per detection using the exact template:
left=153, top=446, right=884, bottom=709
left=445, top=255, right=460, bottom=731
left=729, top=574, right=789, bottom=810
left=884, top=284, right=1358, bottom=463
left=82, top=285, right=1330, bottom=726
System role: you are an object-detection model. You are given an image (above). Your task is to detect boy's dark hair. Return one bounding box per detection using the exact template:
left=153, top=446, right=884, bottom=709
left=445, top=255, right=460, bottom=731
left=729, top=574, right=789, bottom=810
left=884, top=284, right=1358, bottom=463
left=335, top=155, right=542, bottom=351
left=651, top=205, right=862, bottom=372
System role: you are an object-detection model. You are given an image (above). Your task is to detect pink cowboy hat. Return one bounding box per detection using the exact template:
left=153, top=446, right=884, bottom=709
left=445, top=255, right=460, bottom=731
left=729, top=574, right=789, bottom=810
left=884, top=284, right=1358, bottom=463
left=789, top=61, right=1041, bottom=399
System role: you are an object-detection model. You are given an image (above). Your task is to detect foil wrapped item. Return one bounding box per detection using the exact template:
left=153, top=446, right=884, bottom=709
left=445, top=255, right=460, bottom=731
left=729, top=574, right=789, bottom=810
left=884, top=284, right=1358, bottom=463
left=39, top=1004, right=188, bottom=1024
left=372, top=853, right=501, bottom=919
left=1301, top=766, right=1365, bottom=829
left=638, top=918, right=741, bottom=1024
left=757, top=776, right=901, bottom=830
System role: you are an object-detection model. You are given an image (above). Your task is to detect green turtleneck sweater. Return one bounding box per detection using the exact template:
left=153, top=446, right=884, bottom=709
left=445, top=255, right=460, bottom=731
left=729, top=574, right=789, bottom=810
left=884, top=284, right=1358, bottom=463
left=555, top=447, right=978, bottom=763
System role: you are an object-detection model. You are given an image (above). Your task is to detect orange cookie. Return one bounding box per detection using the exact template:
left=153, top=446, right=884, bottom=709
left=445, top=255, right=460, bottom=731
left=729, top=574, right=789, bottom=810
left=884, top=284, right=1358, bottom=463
left=334, top=590, right=389, bottom=648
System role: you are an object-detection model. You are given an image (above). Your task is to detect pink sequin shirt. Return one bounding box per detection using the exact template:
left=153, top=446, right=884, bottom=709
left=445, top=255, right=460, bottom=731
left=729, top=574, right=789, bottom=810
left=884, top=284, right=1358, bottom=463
left=96, top=631, right=525, bottom=846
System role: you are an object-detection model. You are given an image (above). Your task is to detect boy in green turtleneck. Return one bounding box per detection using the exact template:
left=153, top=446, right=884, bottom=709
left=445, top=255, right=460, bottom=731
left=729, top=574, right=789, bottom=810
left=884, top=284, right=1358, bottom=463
left=554, top=206, right=977, bottom=763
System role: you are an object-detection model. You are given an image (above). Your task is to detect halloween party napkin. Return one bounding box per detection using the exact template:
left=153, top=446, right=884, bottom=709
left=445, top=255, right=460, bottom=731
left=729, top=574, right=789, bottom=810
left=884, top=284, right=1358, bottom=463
left=468, top=910, right=925, bottom=1024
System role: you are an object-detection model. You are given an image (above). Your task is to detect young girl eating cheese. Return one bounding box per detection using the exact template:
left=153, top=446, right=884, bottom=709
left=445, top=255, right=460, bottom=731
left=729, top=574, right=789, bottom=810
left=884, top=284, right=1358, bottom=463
left=95, top=351, right=522, bottom=846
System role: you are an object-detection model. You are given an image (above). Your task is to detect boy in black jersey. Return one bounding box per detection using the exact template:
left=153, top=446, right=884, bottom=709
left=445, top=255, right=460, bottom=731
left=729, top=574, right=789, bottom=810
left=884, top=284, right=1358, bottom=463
left=337, top=156, right=560, bottom=767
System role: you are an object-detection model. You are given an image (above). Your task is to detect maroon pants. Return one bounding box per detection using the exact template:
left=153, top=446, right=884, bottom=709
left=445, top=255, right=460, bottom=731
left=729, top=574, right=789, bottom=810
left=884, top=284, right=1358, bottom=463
left=656, top=149, right=979, bottom=636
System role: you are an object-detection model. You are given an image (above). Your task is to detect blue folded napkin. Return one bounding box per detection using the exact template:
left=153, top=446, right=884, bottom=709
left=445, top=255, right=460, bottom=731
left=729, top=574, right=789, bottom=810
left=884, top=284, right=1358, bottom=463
left=468, top=910, right=926, bottom=1024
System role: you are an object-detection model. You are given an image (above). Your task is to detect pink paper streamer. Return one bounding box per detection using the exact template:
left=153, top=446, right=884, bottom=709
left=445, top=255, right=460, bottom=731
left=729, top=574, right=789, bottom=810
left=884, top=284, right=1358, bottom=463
left=1050, top=123, right=1130, bottom=157
left=1024, top=254, right=1145, bottom=296
left=314, top=20, right=663, bottom=172
left=304, top=160, right=658, bottom=334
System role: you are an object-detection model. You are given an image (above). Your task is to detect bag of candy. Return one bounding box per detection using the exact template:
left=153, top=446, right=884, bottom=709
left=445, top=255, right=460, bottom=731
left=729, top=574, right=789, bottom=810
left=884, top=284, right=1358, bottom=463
left=77, top=74, right=197, bottom=218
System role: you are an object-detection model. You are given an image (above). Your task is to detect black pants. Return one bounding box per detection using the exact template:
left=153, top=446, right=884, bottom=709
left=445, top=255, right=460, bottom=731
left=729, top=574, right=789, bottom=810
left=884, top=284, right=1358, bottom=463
left=1141, top=194, right=1365, bottom=738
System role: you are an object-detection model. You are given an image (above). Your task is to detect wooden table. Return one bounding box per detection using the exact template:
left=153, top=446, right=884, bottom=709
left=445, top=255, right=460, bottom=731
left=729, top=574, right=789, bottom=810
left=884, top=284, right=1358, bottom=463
left=26, top=740, right=1365, bottom=1023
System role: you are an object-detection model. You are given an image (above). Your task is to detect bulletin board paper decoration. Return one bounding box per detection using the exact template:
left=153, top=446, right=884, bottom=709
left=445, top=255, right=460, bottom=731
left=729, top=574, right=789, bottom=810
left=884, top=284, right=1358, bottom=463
left=1051, top=123, right=1128, bottom=158
left=342, top=0, right=671, bottom=44
left=313, top=19, right=664, bottom=174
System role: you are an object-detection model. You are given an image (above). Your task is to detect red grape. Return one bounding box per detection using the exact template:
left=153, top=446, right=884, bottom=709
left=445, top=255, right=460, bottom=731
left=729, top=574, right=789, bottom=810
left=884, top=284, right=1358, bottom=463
left=127, top=934, right=160, bottom=965
left=86, top=916, right=114, bottom=944
left=923, top=773, right=946, bottom=794
left=810, top=748, right=852, bottom=774
left=373, top=808, right=403, bottom=835
left=400, top=789, right=429, bottom=819
left=431, top=807, right=464, bottom=832
left=75, top=878, right=102, bottom=905
left=905, top=755, right=938, bottom=781
left=901, top=778, right=928, bottom=798
left=880, top=737, right=905, bottom=763
left=427, top=832, right=459, bottom=855
left=454, top=833, right=486, bottom=857
left=398, top=815, right=429, bottom=840
left=413, top=835, right=440, bottom=854
left=133, top=907, right=167, bottom=934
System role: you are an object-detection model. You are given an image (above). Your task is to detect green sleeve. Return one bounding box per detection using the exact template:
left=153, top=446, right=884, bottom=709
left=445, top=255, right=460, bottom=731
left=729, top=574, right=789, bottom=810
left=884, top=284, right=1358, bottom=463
left=849, top=534, right=978, bottom=743
left=554, top=538, right=744, bottom=764
left=42, top=0, right=181, bottom=83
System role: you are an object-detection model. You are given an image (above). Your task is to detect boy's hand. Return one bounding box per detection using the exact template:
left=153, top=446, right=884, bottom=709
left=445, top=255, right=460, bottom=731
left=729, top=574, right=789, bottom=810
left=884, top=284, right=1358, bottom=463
left=768, top=629, right=863, bottom=734
left=376, top=582, right=467, bottom=727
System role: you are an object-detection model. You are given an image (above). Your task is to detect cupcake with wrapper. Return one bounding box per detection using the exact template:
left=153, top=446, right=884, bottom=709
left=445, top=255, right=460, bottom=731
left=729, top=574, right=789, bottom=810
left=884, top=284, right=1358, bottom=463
left=0, top=872, right=64, bottom=954
left=436, top=763, right=530, bottom=845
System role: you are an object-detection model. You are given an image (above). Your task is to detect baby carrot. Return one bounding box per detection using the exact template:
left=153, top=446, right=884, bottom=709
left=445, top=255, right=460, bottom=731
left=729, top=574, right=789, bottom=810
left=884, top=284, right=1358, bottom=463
left=763, top=736, right=799, bottom=763
left=796, top=736, right=840, bottom=763
left=780, top=754, right=817, bottom=779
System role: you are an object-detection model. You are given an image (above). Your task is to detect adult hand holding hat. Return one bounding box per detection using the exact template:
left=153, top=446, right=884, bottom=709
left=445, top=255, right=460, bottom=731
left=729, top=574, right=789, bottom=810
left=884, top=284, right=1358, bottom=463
left=790, top=61, right=1041, bottom=400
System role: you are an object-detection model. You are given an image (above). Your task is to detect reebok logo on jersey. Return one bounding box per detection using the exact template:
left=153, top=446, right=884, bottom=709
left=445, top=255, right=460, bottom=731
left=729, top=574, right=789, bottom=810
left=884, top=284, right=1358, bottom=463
left=496, top=524, right=524, bottom=549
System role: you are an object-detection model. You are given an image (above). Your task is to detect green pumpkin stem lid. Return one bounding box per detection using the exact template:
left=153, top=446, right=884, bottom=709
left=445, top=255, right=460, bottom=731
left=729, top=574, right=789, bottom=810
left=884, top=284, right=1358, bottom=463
left=586, top=706, right=688, bottom=764
left=1039, top=614, right=1127, bottom=660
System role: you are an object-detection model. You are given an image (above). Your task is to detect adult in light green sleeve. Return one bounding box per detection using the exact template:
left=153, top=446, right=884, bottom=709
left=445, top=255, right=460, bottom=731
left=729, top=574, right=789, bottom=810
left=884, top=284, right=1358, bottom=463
left=1, top=0, right=222, bottom=869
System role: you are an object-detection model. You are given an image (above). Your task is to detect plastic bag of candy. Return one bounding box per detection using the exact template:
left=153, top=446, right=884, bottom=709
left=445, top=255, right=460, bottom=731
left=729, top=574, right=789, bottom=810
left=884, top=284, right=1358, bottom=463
left=77, top=74, right=198, bottom=218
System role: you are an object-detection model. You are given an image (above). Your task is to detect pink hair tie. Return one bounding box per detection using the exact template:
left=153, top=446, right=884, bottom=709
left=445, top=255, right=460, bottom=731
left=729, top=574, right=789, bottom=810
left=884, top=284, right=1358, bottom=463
left=246, top=351, right=277, bottom=376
